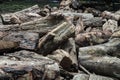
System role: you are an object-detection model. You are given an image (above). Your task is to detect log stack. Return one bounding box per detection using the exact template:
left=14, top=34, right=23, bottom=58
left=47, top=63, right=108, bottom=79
left=0, top=0, right=120, bottom=80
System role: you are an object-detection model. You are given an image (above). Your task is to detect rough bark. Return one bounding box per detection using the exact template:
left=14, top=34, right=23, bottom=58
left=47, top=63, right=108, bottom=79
left=84, top=7, right=101, bottom=17
left=73, top=74, right=118, bottom=80
left=102, top=11, right=120, bottom=21
left=111, top=29, right=120, bottom=38
left=75, top=30, right=112, bottom=47
left=37, top=21, right=75, bottom=55
left=60, top=0, right=80, bottom=10
left=78, top=38, right=120, bottom=57
left=2, top=50, right=60, bottom=80
left=1, top=5, right=41, bottom=24
left=2, top=31, right=39, bottom=50
left=79, top=38, right=120, bottom=57
left=83, top=17, right=106, bottom=27
left=102, top=19, right=118, bottom=32
left=0, top=15, right=63, bottom=33
left=78, top=55, right=120, bottom=79
left=75, top=17, right=84, bottom=35
left=62, top=12, right=94, bottom=19
left=0, top=17, right=3, bottom=25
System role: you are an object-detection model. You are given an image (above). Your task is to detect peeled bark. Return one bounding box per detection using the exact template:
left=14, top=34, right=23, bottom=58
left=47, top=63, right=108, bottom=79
left=37, top=22, right=75, bottom=55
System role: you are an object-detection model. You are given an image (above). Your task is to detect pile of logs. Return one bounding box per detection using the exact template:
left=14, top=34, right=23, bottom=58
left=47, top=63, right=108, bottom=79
left=0, top=0, right=120, bottom=80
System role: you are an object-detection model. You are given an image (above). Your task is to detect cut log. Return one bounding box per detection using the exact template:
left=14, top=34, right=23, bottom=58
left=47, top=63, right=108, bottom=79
left=61, top=38, right=78, bottom=72
left=102, top=11, right=120, bottom=21
left=47, top=49, right=72, bottom=71
left=84, top=7, right=101, bottom=17
left=37, top=21, right=75, bottom=55
left=78, top=38, right=120, bottom=57
left=83, top=17, right=106, bottom=27
left=60, top=0, right=81, bottom=10
left=73, top=74, right=118, bottom=80
left=102, top=19, right=118, bottom=32
left=1, top=5, right=41, bottom=24
left=62, top=12, right=94, bottom=19
left=60, top=68, right=81, bottom=80
left=2, top=32, right=39, bottom=50
left=38, top=5, right=51, bottom=17
left=3, top=50, right=60, bottom=80
left=75, top=17, right=84, bottom=35
left=60, top=0, right=72, bottom=8
left=78, top=55, right=120, bottom=79
left=75, top=30, right=112, bottom=47
left=0, top=15, right=63, bottom=33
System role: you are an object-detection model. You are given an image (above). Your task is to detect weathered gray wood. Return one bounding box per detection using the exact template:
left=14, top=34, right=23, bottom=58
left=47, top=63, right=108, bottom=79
left=60, top=0, right=80, bottom=10
left=62, top=12, right=94, bottom=19
left=111, top=29, right=120, bottom=38
left=78, top=55, right=120, bottom=79
left=37, top=21, right=75, bottom=55
left=0, top=17, right=3, bottom=25
left=102, top=11, right=120, bottom=21
left=73, top=74, right=89, bottom=80
left=1, top=5, right=41, bottom=24
left=3, top=50, right=60, bottom=80
left=83, top=17, right=106, bottom=27
left=75, top=17, right=84, bottom=35
left=84, top=7, right=101, bottom=17
left=78, top=38, right=120, bottom=57
left=102, top=19, right=118, bottom=32
left=0, top=16, right=62, bottom=33
left=73, top=74, right=117, bottom=80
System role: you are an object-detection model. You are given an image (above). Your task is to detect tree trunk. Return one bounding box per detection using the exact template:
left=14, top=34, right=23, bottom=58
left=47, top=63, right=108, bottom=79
left=78, top=56, right=120, bottom=79
left=2, top=50, right=60, bottom=80
left=83, top=17, right=106, bottom=27
left=1, top=5, right=41, bottom=24
left=37, top=22, right=75, bottom=55
left=73, top=74, right=118, bottom=80
left=0, top=15, right=63, bottom=33
left=78, top=38, right=120, bottom=57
